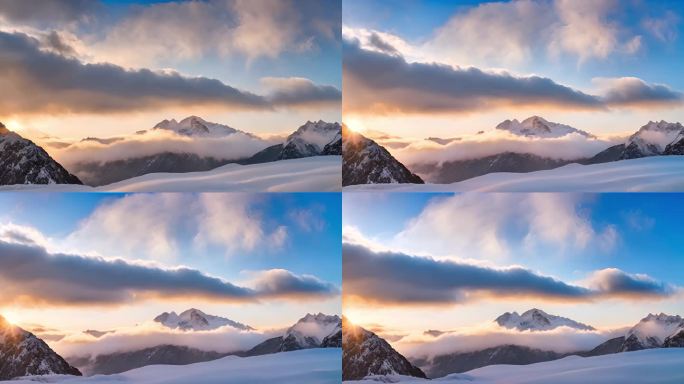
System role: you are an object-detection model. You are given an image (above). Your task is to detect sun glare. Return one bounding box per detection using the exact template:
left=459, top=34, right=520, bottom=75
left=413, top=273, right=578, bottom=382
left=343, top=117, right=366, bottom=134
left=5, top=119, right=24, bottom=132
left=2, top=310, right=20, bottom=325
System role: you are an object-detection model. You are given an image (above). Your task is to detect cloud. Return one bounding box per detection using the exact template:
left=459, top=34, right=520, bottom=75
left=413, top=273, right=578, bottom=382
left=643, top=11, right=680, bottom=43
left=342, top=242, right=676, bottom=306
left=0, top=0, right=97, bottom=24
left=86, top=0, right=340, bottom=67
left=392, top=130, right=621, bottom=169
left=0, top=240, right=252, bottom=306
left=53, top=323, right=276, bottom=359
left=50, top=129, right=274, bottom=171
left=262, top=77, right=341, bottom=107
left=0, top=239, right=339, bottom=307
left=403, top=325, right=627, bottom=360
left=0, top=31, right=270, bottom=115
left=66, top=194, right=288, bottom=261
left=391, top=194, right=618, bottom=261
left=408, top=0, right=641, bottom=68
left=587, top=268, right=676, bottom=297
left=251, top=269, right=340, bottom=298
left=288, top=206, right=327, bottom=232
left=343, top=39, right=602, bottom=115
left=597, top=77, right=684, bottom=107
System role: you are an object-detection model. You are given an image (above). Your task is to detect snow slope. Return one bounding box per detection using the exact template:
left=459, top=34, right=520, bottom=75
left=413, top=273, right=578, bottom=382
left=0, top=156, right=341, bottom=192
left=344, top=156, right=684, bottom=192
left=346, top=348, right=684, bottom=384
left=12, top=348, right=341, bottom=384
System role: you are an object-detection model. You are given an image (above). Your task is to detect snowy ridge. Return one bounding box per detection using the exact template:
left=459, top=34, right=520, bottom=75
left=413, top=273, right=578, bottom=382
left=12, top=348, right=341, bottom=384
left=496, top=116, right=595, bottom=139
left=344, top=156, right=684, bottom=192
left=495, top=308, right=595, bottom=331
left=154, top=308, right=254, bottom=331
left=345, top=348, right=684, bottom=384
left=0, top=156, right=342, bottom=192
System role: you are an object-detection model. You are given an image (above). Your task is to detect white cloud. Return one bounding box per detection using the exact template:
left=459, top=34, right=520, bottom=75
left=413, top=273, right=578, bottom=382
left=392, top=194, right=618, bottom=261
left=66, top=194, right=288, bottom=261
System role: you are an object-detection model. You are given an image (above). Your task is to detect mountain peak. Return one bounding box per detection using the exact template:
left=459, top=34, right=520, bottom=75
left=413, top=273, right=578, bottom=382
left=153, top=116, right=239, bottom=137
left=0, top=122, right=9, bottom=135
left=154, top=308, right=253, bottom=331
left=495, top=308, right=595, bottom=331
left=496, top=116, right=594, bottom=139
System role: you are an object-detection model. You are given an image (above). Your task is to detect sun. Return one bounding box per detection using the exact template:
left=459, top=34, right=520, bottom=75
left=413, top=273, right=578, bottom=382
left=2, top=310, right=20, bottom=325
left=343, top=117, right=366, bottom=134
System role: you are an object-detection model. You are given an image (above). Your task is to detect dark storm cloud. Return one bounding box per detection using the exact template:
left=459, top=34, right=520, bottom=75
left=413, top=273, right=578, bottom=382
left=343, top=243, right=675, bottom=305
left=0, top=240, right=337, bottom=305
left=342, top=39, right=603, bottom=114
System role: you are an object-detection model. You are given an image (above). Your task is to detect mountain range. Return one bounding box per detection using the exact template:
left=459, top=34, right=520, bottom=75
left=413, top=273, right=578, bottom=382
left=68, top=311, right=341, bottom=376
left=368, top=117, right=684, bottom=185
left=0, top=315, right=81, bottom=380
left=416, top=310, right=684, bottom=378
left=0, top=123, right=82, bottom=185
left=70, top=118, right=342, bottom=186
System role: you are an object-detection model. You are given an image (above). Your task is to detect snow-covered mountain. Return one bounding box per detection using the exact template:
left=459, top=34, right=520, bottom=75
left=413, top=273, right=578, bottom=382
left=280, top=121, right=341, bottom=159
left=0, top=123, right=82, bottom=185
left=153, top=116, right=242, bottom=138
left=589, top=313, right=684, bottom=354
left=246, top=313, right=342, bottom=355
left=621, top=121, right=684, bottom=159
left=589, top=121, right=684, bottom=162
left=496, top=116, right=595, bottom=139
left=0, top=315, right=81, bottom=380
left=495, top=308, right=595, bottom=332
left=342, top=125, right=424, bottom=185
left=154, top=309, right=253, bottom=332
left=342, top=317, right=426, bottom=381
left=621, top=313, right=684, bottom=351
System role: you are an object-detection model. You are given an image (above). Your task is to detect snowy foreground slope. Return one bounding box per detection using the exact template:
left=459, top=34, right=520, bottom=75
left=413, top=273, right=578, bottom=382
left=347, top=348, right=684, bottom=384
left=0, top=157, right=341, bottom=192
left=345, top=156, right=684, bottom=192
left=11, top=348, right=341, bottom=384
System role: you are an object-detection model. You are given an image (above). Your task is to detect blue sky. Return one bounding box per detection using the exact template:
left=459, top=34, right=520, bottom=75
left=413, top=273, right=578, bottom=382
left=0, top=0, right=341, bottom=138
left=0, top=192, right=341, bottom=284
left=343, top=192, right=684, bottom=331
left=0, top=193, right=341, bottom=330
left=344, top=192, right=684, bottom=285
left=343, top=0, right=684, bottom=138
